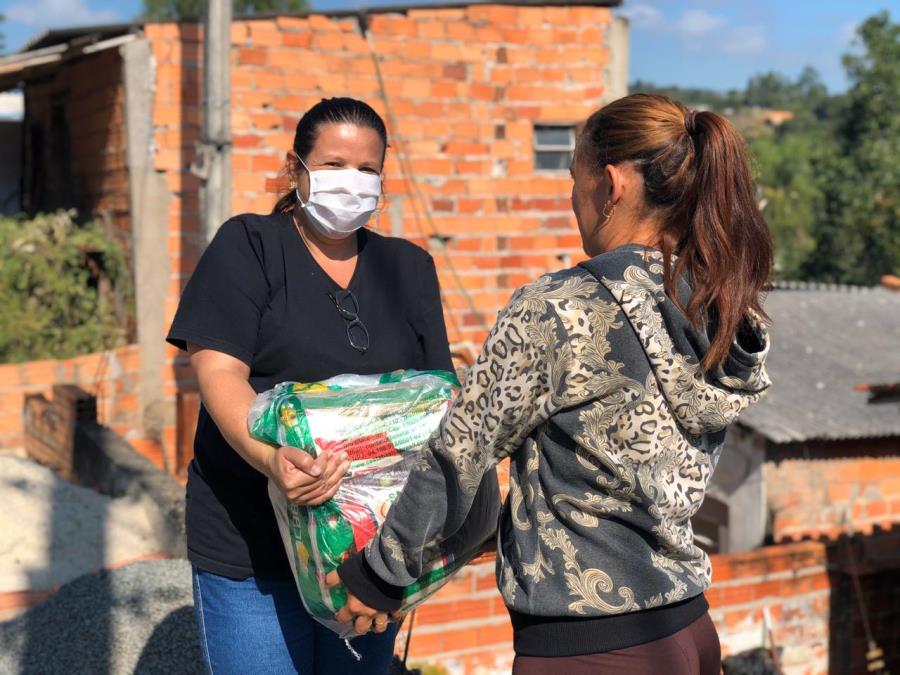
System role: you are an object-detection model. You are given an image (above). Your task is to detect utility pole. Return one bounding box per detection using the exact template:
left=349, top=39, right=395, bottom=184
left=193, top=0, right=232, bottom=242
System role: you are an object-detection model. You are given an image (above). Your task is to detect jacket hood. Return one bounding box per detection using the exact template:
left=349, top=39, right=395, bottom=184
left=582, top=245, right=770, bottom=435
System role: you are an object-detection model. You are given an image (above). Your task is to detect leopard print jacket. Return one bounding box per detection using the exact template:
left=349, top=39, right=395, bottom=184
left=363, top=245, right=770, bottom=618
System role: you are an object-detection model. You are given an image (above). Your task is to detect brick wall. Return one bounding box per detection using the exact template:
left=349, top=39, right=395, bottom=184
left=766, top=439, right=900, bottom=542
left=144, top=5, right=615, bottom=461
left=2, top=48, right=139, bottom=461
left=397, top=558, right=514, bottom=674
left=712, top=533, right=900, bottom=675
left=709, top=542, right=831, bottom=673
left=24, top=384, right=97, bottom=480
left=403, top=537, right=900, bottom=675
left=22, top=48, right=131, bottom=245
left=0, top=345, right=142, bottom=452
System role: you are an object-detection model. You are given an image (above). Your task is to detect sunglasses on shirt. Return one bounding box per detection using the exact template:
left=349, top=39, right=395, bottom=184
left=327, top=289, right=370, bottom=354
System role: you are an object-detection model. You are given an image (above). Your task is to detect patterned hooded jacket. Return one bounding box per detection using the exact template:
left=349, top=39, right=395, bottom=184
left=339, top=244, right=770, bottom=653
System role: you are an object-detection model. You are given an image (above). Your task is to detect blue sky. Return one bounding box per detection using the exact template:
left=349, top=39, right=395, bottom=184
left=1, top=0, right=894, bottom=92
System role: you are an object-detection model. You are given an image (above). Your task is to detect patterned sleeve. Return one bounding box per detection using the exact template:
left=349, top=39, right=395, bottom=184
left=338, top=281, right=588, bottom=609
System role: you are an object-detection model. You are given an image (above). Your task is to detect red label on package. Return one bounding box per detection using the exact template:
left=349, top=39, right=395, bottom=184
left=316, top=432, right=400, bottom=464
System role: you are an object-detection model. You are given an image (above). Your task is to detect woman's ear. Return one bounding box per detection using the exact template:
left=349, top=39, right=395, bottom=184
left=605, top=164, right=626, bottom=205
left=284, top=151, right=300, bottom=186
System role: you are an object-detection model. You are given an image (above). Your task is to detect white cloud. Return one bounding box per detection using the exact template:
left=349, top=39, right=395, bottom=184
left=839, top=20, right=859, bottom=46
left=619, top=3, right=665, bottom=30
left=621, top=3, right=767, bottom=59
left=719, top=24, right=767, bottom=55
left=6, top=0, right=121, bottom=30
left=674, top=9, right=727, bottom=39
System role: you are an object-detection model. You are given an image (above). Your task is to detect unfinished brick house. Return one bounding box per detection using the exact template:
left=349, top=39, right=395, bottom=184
left=699, top=282, right=900, bottom=674
left=0, top=3, right=628, bottom=669
left=0, top=2, right=898, bottom=673
left=0, top=1, right=629, bottom=465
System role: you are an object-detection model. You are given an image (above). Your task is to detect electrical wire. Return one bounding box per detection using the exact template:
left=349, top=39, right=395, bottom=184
left=364, top=27, right=492, bottom=344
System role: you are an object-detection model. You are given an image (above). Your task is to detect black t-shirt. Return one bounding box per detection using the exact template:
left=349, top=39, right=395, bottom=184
left=166, top=212, right=453, bottom=579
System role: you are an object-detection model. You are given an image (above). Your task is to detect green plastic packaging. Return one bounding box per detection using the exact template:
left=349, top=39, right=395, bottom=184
left=248, top=370, right=478, bottom=637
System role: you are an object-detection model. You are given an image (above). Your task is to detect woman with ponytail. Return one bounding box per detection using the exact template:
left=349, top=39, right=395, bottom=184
left=166, top=98, right=482, bottom=674
left=330, top=94, right=773, bottom=674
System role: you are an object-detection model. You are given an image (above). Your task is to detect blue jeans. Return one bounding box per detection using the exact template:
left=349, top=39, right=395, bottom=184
left=192, top=567, right=397, bottom=675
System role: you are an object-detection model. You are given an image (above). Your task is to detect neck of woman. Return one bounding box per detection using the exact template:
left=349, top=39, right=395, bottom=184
left=596, top=209, right=663, bottom=255
left=292, top=209, right=358, bottom=262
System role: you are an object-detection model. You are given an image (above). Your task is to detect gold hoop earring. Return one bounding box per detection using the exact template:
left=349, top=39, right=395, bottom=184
left=601, top=200, right=616, bottom=224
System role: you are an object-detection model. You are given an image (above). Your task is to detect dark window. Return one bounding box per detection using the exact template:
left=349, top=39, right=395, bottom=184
left=534, top=124, right=575, bottom=171
left=50, top=97, right=74, bottom=208
left=23, top=122, right=44, bottom=215
left=692, top=495, right=729, bottom=554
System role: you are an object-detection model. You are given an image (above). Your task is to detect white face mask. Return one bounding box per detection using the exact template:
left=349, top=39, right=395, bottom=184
left=296, top=158, right=381, bottom=240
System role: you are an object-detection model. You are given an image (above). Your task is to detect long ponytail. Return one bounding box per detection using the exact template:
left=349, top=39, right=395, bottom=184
left=666, top=109, right=772, bottom=367
left=578, top=94, right=772, bottom=369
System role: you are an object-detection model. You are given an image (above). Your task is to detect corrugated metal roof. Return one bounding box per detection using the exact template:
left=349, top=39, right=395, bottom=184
left=739, top=285, right=900, bottom=443
left=0, top=32, right=137, bottom=92
left=21, top=23, right=136, bottom=53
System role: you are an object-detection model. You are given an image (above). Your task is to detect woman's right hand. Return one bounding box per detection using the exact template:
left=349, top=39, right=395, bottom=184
left=266, top=445, right=350, bottom=506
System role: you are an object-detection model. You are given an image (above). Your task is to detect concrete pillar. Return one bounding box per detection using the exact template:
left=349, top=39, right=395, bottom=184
left=200, top=0, right=232, bottom=242
left=709, top=426, right=767, bottom=552
left=121, top=38, right=172, bottom=443
left=603, top=15, right=630, bottom=104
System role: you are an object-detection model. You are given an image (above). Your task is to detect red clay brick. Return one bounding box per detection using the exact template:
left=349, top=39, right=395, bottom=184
left=405, top=630, right=443, bottom=657
left=275, top=16, right=308, bottom=32
left=311, top=32, right=343, bottom=51
left=238, top=47, right=266, bottom=66
left=281, top=32, right=311, bottom=48
left=481, top=5, right=518, bottom=24
left=233, top=134, right=263, bottom=148
left=476, top=621, right=514, bottom=645
left=308, top=15, right=343, bottom=31
left=251, top=154, right=283, bottom=172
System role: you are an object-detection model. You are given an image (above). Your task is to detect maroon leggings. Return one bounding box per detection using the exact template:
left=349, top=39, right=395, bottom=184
left=512, top=613, right=721, bottom=675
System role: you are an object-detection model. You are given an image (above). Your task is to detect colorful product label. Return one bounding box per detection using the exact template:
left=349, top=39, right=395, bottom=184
left=250, top=370, right=481, bottom=638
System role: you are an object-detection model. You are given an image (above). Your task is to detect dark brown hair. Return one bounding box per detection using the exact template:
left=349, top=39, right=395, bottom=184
left=272, top=97, right=388, bottom=214
left=577, top=93, right=772, bottom=369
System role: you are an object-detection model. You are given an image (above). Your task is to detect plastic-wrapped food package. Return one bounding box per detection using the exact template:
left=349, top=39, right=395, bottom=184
left=247, top=370, right=474, bottom=637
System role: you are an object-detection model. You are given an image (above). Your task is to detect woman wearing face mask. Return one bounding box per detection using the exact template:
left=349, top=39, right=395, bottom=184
left=329, top=94, right=773, bottom=674
left=166, top=97, right=464, bottom=674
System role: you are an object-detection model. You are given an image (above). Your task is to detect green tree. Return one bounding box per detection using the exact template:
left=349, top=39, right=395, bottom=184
left=0, top=13, right=6, bottom=55
left=750, top=130, right=829, bottom=279
left=629, top=79, right=743, bottom=112
left=744, top=71, right=794, bottom=108
left=0, top=211, right=131, bottom=363
left=743, top=67, right=830, bottom=121
left=744, top=67, right=839, bottom=279
left=142, top=0, right=307, bottom=21
left=802, top=11, right=900, bottom=283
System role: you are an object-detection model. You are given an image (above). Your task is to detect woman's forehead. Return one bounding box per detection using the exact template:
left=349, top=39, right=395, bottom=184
left=311, top=123, right=384, bottom=156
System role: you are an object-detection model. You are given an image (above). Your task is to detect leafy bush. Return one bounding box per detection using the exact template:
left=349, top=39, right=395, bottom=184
left=0, top=210, right=132, bottom=363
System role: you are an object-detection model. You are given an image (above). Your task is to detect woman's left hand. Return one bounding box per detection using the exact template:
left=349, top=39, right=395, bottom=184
left=324, top=571, right=392, bottom=635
